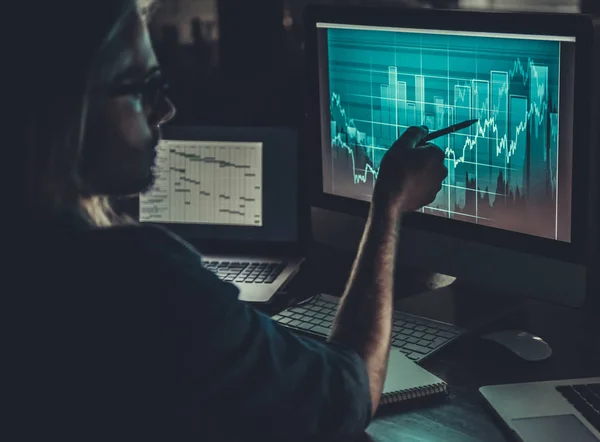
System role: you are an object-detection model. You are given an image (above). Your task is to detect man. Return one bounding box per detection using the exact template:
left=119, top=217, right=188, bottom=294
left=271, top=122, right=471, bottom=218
left=13, top=1, right=447, bottom=440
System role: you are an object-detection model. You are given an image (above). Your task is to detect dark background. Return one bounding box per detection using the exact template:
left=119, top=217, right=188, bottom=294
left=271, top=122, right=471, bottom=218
left=148, top=0, right=587, bottom=131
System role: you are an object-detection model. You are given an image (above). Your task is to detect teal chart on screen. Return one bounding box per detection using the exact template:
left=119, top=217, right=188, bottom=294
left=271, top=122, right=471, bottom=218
left=322, top=26, right=572, bottom=241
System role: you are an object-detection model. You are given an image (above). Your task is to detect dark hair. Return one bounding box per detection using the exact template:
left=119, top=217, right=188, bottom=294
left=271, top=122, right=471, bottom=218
left=19, top=0, right=155, bottom=226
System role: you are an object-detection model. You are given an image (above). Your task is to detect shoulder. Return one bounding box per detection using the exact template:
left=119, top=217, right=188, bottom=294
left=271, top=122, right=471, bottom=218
left=82, top=223, right=189, bottom=246
left=79, top=223, right=202, bottom=262
left=68, top=223, right=240, bottom=302
left=71, top=223, right=223, bottom=285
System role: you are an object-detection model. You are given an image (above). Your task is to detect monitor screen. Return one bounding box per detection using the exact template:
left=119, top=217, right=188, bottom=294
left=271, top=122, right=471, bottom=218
left=316, top=23, right=575, bottom=243
left=139, top=139, right=264, bottom=227
left=137, top=126, right=300, bottom=244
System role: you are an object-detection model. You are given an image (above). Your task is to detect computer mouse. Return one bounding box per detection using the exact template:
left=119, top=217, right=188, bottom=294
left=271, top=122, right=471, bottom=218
left=480, top=330, right=552, bottom=362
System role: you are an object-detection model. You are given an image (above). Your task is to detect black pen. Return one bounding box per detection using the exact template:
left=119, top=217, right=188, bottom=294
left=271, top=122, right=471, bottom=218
left=417, top=118, right=478, bottom=146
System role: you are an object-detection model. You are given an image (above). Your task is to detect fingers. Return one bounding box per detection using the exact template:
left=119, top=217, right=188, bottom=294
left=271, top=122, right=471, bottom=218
left=422, top=142, right=445, bottom=160
left=422, top=143, right=447, bottom=176
left=422, top=143, right=447, bottom=196
left=395, top=125, right=429, bottom=149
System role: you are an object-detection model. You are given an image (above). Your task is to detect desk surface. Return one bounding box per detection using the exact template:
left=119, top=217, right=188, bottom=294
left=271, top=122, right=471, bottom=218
left=363, top=300, right=599, bottom=442
left=263, top=244, right=600, bottom=442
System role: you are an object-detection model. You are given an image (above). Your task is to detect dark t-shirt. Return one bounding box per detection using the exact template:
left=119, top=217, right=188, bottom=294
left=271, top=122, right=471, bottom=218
left=10, top=219, right=371, bottom=441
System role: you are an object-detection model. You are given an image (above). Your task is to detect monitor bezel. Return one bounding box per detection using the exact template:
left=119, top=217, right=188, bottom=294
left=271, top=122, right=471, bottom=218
left=304, top=6, right=597, bottom=265
left=136, top=125, right=311, bottom=257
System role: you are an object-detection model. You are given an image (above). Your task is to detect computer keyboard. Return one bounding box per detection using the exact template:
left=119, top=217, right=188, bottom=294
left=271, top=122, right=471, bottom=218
left=204, top=260, right=285, bottom=284
left=272, top=293, right=465, bottom=362
left=556, top=383, right=600, bottom=431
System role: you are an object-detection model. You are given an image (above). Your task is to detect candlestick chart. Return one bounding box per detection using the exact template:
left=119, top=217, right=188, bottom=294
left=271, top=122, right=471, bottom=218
left=323, top=27, right=567, bottom=240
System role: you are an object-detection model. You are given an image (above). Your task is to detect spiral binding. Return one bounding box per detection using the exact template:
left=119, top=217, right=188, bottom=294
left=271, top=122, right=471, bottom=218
left=380, top=382, right=447, bottom=405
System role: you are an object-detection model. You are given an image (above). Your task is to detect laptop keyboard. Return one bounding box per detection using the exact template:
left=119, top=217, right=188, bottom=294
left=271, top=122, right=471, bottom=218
left=556, top=383, right=600, bottom=431
left=272, top=293, right=465, bottom=362
left=204, top=260, right=285, bottom=284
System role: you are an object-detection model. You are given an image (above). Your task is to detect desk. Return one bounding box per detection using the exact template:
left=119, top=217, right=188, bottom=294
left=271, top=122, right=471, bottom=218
left=263, top=244, right=600, bottom=442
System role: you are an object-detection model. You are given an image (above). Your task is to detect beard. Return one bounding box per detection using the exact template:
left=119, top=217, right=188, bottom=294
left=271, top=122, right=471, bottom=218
left=119, top=165, right=156, bottom=196
left=114, top=150, right=158, bottom=196
left=80, top=139, right=159, bottom=198
left=138, top=163, right=157, bottom=195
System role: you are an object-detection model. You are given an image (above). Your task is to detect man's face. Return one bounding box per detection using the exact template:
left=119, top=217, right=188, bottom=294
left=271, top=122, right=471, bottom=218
left=81, top=14, right=175, bottom=197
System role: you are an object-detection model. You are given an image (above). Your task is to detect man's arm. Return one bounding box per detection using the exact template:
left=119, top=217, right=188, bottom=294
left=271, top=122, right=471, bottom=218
left=328, top=126, right=447, bottom=416
left=328, top=200, right=400, bottom=416
left=94, top=224, right=373, bottom=442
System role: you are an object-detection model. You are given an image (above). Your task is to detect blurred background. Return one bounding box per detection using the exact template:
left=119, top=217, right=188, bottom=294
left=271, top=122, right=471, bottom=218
left=148, top=0, right=596, bottom=128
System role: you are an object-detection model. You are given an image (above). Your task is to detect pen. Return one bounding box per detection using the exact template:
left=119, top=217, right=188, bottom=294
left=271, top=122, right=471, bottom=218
left=417, top=118, right=479, bottom=146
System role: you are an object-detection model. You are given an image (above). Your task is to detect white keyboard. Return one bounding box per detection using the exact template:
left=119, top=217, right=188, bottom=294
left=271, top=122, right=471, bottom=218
left=272, top=293, right=465, bottom=362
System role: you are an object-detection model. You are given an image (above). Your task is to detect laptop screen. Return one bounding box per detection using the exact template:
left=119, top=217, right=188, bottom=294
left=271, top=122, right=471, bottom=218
left=138, top=126, right=300, bottom=244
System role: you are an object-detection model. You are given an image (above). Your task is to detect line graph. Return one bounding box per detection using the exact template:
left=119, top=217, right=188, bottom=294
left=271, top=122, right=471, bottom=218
left=140, top=140, right=263, bottom=226
left=322, top=27, right=570, bottom=241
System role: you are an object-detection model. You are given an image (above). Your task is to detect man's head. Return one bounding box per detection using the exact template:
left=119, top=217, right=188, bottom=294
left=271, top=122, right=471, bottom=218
left=82, top=8, right=175, bottom=198
left=20, top=0, right=175, bottom=225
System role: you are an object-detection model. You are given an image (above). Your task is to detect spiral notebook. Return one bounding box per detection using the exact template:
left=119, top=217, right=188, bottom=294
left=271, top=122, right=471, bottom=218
left=380, top=349, right=448, bottom=406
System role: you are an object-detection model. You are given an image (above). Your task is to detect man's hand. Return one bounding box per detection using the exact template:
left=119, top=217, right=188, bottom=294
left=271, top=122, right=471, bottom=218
left=373, top=126, right=448, bottom=213
left=330, top=126, right=448, bottom=420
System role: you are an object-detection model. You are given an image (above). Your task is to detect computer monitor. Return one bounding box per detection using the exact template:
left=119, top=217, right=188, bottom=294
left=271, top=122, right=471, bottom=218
left=582, top=0, right=600, bottom=15
left=136, top=126, right=308, bottom=255
left=304, top=6, right=600, bottom=306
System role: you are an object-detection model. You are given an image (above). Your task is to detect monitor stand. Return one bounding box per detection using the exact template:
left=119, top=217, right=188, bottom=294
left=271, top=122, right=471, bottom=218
left=395, top=269, right=526, bottom=331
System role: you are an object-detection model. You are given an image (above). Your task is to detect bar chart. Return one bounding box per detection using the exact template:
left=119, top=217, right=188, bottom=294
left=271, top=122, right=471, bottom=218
left=140, top=140, right=263, bottom=226
left=324, top=27, right=565, bottom=240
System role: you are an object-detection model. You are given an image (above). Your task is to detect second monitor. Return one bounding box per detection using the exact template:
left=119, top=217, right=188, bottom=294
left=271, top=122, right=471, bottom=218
left=305, top=7, right=600, bottom=307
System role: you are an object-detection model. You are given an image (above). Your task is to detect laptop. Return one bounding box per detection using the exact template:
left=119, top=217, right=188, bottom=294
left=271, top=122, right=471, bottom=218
left=480, top=378, right=600, bottom=442
left=138, top=126, right=309, bottom=303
